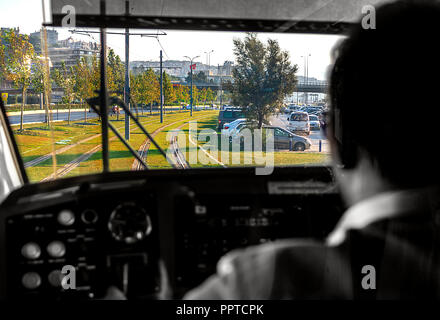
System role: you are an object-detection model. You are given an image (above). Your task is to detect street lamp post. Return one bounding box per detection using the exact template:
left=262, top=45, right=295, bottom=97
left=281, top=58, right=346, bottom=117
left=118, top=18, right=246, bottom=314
left=204, top=50, right=214, bottom=75
left=184, top=55, right=200, bottom=117
left=300, top=53, right=311, bottom=105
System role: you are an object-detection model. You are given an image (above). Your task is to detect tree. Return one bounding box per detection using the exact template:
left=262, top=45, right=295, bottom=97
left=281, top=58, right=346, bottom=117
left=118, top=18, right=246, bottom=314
left=199, top=88, right=208, bottom=105
left=73, top=56, right=97, bottom=121
left=53, top=61, right=75, bottom=124
left=162, top=71, right=175, bottom=105
left=206, top=88, right=216, bottom=104
left=107, top=48, right=124, bottom=96
left=174, top=85, right=190, bottom=105
left=130, top=68, right=160, bottom=114
left=28, top=33, right=41, bottom=54
left=192, top=86, right=200, bottom=105
left=3, top=30, right=35, bottom=131
left=0, top=38, right=7, bottom=86
left=232, top=33, right=298, bottom=128
left=31, top=56, right=52, bottom=125
left=185, top=71, right=207, bottom=83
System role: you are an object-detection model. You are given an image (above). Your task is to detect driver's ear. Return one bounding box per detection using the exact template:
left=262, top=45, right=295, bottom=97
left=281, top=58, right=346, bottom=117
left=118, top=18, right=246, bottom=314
left=325, top=108, right=357, bottom=170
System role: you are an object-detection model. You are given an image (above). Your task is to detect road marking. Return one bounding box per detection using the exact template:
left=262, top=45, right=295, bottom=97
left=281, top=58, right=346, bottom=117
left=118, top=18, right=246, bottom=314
left=188, top=132, right=227, bottom=168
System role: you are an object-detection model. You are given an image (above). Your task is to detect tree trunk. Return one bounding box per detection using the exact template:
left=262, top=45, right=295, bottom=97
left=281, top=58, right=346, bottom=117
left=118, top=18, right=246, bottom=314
left=150, top=102, right=152, bottom=115
left=43, top=92, right=50, bottom=126
left=20, top=88, right=25, bottom=131
left=84, top=103, right=87, bottom=122
left=68, top=103, right=71, bottom=124
left=258, top=112, right=263, bottom=129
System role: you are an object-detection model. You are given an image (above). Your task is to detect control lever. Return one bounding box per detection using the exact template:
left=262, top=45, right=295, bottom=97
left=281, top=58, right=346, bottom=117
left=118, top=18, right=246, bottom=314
left=106, top=254, right=167, bottom=299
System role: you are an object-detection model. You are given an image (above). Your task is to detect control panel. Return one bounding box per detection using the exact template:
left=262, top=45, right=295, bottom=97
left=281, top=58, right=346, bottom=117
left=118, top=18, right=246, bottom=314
left=174, top=193, right=343, bottom=292
left=0, top=167, right=344, bottom=299
left=5, top=190, right=160, bottom=300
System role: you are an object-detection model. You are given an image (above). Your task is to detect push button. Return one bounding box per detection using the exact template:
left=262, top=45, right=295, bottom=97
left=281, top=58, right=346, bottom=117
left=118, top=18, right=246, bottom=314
left=57, top=210, right=75, bottom=226
left=47, top=241, right=66, bottom=258
left=21, top=242, right=41, bottom=260
left=22, top=272, right=41, bottom=289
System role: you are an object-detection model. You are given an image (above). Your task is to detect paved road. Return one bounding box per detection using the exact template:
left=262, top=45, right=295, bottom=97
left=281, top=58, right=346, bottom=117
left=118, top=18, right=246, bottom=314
left=8, top=110, right=99, bottom=125
left=271, top=114, right=330, bottom=153
left=7, top=107, right=198, bottom=126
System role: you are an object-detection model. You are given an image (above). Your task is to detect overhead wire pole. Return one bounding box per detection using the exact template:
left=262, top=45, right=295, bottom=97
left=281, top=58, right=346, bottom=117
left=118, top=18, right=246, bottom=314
left=184, top=55, right=200, bottom=117
left=99, top=0, right=109, bottom=172
left=160, top=50, right=163, bottom=123
left=204, top=49, right=214, bottom=74
left=124, top=1, right=131, bottom=140
left=190, top=62, right=193, bottom=117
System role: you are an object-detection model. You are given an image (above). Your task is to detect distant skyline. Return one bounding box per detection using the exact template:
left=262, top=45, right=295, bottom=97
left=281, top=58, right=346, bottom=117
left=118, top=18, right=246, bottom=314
left=0, top=0, right=343, bottom=80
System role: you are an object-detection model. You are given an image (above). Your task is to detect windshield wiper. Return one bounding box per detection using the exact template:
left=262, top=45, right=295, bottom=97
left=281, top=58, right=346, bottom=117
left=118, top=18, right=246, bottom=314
left=87, top=95, right=177, bottom=170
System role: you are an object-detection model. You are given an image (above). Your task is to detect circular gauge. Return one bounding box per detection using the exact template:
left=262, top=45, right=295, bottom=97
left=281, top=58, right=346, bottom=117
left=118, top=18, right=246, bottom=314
left=108, top=203, right=152, bottom=244
left=81, top=209, right=98, bottom=224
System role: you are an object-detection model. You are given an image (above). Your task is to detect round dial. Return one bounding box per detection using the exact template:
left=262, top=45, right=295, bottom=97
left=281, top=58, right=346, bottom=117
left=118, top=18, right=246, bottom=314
left=108, top=203, right=152, bottom=244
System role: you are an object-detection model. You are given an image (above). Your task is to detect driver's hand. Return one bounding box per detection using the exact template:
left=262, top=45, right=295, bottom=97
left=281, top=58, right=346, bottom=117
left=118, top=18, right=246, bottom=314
left=102, top=286, right=127, bottom=300
left=100, top=260, right=171, bottom=300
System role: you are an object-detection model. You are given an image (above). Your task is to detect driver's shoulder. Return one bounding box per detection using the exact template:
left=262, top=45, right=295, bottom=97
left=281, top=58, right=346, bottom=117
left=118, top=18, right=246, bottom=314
left=215, top=239, right=350, bottom=298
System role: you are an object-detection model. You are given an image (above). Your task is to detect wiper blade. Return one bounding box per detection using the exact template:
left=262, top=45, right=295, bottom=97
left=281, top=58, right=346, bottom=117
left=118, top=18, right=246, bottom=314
left=87, top=102, right=148, bottom=170
left=87, top=95, right=177, bottom=170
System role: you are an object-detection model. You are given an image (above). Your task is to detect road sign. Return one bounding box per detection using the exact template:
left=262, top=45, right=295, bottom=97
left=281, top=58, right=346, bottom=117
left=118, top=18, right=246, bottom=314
left=1, top=93, right=8, bottom=104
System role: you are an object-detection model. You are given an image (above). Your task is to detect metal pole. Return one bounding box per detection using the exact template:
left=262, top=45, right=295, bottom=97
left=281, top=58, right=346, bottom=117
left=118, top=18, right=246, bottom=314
left=303, top=55, right=307, bottom=105
left=160, top=50, right=163, bottom=123
left=124, top=1, right=130, bottom=140
left=219, top=64, right=223, bottom=107
left=190, top=62, right=193, bottom=117
left=100, top=1, right=109, bottom=172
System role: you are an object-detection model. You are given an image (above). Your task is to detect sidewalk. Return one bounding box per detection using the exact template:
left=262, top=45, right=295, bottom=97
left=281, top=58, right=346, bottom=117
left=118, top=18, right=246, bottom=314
left=6, top=108, right=89, bottom=116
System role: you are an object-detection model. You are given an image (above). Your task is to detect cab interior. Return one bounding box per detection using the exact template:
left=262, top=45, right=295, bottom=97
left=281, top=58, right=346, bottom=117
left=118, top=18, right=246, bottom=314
left=0, top=0, right=390, bottom=300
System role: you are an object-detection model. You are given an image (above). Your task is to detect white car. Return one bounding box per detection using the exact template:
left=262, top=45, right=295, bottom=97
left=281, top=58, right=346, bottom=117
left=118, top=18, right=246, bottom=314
left=308, top=114, right=321, bottom=131
left=221, top=118, right=247, bottom=136
left=287, top=111, right=310, bottom=135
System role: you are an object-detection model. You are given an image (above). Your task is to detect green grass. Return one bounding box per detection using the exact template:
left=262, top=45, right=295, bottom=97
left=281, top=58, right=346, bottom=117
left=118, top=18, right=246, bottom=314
left=62, top=111, right=218, bottom=178
left=12, top=109, right=329, bottom=182
left=173, top=118, right=329, bottom=168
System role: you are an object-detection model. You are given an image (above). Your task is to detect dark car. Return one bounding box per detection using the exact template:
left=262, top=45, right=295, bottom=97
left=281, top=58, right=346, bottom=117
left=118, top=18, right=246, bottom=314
left=232, top=125, right=312, bottom=151
left=266, top=126, right=312, bottom=151
left=217, top=109, right=245, bottom=130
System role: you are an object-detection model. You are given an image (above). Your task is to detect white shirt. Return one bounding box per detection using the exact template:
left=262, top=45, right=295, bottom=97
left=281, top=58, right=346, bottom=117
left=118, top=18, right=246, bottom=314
left=326, top=187, right=438, bottom=246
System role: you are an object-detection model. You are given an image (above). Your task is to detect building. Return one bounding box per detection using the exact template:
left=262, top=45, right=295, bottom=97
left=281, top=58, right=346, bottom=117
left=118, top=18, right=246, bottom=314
left=218, top=61, right=234, bottom=76
left=30, top=29, right=59, bottom=46
left=48, top=37, right=100, bottom=70
left=130, top=59, right=232, bottom=79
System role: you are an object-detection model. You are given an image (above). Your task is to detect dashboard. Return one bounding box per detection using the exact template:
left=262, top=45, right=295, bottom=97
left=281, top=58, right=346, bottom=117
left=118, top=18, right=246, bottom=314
left=0, top=166, right=344, bottom=300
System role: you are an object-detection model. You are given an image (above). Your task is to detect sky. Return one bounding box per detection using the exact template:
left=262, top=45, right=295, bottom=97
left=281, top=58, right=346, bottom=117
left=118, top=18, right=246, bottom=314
left=0, top=0, right=344, bottom=80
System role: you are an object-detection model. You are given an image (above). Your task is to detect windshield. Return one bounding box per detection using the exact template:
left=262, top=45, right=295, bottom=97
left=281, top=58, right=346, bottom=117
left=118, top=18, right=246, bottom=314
left=309, top=116, right=319, bottom=121
left=290, top=114, right=309, bottom=122
left=1, top=3, right=341, bottom=183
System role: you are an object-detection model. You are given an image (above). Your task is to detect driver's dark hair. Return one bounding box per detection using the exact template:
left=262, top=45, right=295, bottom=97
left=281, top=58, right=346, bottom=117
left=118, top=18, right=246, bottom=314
left=329, top=0, right=440, bottom=188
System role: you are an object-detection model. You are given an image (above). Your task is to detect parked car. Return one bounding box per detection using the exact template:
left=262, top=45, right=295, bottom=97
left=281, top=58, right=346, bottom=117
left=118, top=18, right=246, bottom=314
left=217, top=109, right=245, bottom=130
left=231, top=125, right=311, bottom=151
left=287, top=111, right=310, bottom=135
left=308, top=114, right=321, bottom=131
left=221, top=118, right=247, bottom=136
left=265, top=126, right=312, bottom=151
left=304, top=106, right=322, bottom=115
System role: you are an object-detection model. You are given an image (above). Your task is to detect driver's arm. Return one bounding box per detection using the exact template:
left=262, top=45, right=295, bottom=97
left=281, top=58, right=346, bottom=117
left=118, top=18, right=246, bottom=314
left=184, top=239, right=345, bottom=300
